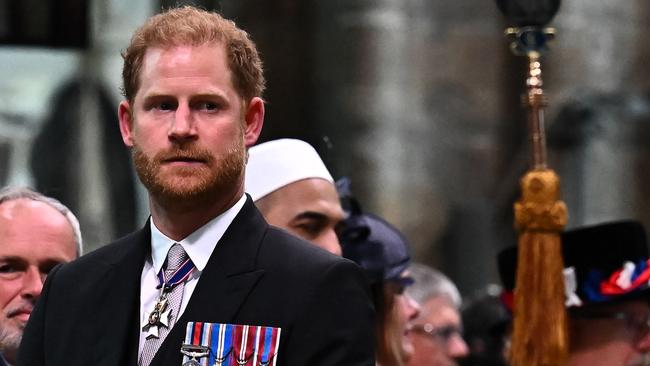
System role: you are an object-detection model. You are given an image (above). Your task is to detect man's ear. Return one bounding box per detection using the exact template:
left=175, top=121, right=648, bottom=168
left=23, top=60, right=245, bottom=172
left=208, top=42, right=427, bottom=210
left=118, top=100, right=135, bottom=147
left=243, top=97, right=264, bottom=148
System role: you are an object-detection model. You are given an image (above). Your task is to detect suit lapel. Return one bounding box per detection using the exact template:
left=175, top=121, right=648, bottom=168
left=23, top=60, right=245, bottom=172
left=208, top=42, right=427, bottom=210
left=183, top=197, right=267, bottom=321
left=152, top=197, right=268, bottom=365
left=93, top=224, right=150, bottom=366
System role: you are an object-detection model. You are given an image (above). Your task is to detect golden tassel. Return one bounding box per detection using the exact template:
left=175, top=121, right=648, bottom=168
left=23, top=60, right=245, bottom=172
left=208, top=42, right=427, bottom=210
left=511, top=169, right=568, bottom=366
left=497, top=2, right=569, bottom=364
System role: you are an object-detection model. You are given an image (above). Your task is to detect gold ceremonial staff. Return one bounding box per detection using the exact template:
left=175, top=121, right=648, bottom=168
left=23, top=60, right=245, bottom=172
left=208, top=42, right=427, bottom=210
left=496, top=1, right=568, bottom=365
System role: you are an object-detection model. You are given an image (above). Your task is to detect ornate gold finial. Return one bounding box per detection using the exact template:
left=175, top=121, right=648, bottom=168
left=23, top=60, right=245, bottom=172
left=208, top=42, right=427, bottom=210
left=515, top=169, right=568, bottom=232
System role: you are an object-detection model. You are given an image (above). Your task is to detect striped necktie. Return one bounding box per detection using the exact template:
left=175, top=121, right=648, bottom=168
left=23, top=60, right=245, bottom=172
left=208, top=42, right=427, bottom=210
left=139, top=243, right=192, bottom=366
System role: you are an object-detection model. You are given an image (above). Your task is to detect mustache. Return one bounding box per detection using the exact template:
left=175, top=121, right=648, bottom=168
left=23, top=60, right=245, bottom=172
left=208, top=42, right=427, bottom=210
left=155, top=147, right=214, bottom=163
left=5, top=303, right=33, bottom=318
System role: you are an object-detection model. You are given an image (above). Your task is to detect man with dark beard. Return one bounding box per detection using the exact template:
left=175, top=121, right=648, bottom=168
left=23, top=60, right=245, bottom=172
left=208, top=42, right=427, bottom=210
left=17, top=6, right=374, bottom=366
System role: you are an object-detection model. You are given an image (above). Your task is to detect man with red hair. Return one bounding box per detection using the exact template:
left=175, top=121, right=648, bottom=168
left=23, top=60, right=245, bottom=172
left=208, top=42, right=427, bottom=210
left=18, top=7, right=374, bottom=366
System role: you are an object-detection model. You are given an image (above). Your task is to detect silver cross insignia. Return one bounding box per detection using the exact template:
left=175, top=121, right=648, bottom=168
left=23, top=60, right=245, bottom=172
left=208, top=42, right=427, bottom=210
left=141, top=296, right=171, bottom=339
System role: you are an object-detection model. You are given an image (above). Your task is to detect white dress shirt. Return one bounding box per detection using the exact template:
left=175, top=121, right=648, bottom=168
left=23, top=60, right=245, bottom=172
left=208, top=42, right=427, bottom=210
left=138, top=195, right=246, bottom=354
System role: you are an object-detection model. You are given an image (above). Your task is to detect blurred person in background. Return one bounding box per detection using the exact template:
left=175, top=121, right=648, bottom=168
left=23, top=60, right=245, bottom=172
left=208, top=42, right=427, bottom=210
left=460, top=286, right=510, bottom=366
left=499, top=220, right=650, bottom=366
left=0, top=187, right=81, bottom=366
left=245, top=138, right=344, bottom=255
left=338, top=179, right=420, bottom=366
left=406, top=263, right=469, bottom=366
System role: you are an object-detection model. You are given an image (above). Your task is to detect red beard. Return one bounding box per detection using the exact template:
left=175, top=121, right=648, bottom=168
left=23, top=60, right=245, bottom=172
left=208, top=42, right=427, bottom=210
left=132, top=139, right=245, bottom=210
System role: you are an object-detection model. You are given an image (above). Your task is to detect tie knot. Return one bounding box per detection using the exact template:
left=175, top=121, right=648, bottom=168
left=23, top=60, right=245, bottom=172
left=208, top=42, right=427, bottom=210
left=165, top=243, right=188, bottom=272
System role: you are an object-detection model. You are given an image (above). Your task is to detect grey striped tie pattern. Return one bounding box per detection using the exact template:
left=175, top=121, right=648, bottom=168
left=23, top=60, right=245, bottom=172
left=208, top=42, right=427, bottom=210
left=139, top=243, right=189, bottom=366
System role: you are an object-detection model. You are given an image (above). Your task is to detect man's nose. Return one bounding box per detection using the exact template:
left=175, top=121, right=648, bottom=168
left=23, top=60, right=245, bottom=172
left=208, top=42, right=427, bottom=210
left=316, top=228, right=343, bottom=256
left=447, top=332, right=470, bottom=359
left=169, top=104, right=197, bottom=140
left=405, top=293, right=421, bottom=320
left=21, top=267, right=45, bottom=300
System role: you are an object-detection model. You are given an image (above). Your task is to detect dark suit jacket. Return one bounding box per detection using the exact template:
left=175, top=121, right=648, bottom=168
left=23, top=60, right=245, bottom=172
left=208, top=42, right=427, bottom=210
left=18, top=197, right=375, bottom=366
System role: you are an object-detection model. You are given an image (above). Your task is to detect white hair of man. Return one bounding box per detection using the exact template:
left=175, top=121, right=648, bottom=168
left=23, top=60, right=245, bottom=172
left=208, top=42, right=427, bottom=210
left=407, top=262, right=462, bottom=308
left=0, top=186, right=83, bottom=256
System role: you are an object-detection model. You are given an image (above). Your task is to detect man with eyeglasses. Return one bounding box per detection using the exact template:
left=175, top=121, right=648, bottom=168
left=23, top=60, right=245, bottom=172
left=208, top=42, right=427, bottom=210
left=406, top=263, right=469, bottom=366
left=499, top=220, right=650, bottom=366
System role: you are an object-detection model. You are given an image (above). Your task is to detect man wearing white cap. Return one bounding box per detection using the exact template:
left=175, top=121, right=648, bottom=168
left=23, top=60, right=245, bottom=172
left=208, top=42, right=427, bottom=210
left=245, top=138, right=345, bottom=255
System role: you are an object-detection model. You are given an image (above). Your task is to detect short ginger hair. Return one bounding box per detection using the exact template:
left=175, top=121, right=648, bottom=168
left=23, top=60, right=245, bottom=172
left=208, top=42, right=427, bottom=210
left=121, top=6, right=265, bottom=104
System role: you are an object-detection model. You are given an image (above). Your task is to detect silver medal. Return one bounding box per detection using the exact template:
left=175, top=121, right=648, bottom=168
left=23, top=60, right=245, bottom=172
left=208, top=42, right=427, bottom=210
left=180, top=344, right=211, bottom=366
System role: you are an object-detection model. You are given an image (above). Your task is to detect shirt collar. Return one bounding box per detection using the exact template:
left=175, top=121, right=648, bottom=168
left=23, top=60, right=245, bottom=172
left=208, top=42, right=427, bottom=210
left=150, top=194, right=247, bottom=273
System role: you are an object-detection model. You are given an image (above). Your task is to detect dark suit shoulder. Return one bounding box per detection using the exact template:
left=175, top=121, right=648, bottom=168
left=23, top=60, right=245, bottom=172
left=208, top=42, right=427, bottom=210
left=252, top=225, right=371, bottom=311
left=259, top=226, right=358, bottom=272
left=251, top=227, right=375, bottom=366
left=49, top=226, right=148, bottom=287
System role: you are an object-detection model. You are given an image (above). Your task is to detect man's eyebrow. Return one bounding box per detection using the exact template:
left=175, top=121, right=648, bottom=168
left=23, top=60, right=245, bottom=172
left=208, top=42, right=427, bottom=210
left=0, top=256, right=27, bottom=268
left=141, top=92, right=230, bottom=104
left=292, top=211, right=329, bottom=222
left=140, top=94, right=174, bottom=104
left=0, top=256, right=23, bottom=262
left=191, top=93, right=229, bottom=100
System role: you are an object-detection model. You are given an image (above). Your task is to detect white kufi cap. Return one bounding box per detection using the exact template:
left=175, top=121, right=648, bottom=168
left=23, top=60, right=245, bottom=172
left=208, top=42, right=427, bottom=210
left=245, top=139, right=334, bottom=201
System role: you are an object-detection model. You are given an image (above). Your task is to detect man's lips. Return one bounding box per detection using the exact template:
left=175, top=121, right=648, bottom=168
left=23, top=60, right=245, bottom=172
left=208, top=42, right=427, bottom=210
left=163, top=155, right=206, bottom=162
left=162, top=157, right=206, bottom=164
left=7, top=308, right=32, bottom=322
left=14, top=312, right=30, bottom=322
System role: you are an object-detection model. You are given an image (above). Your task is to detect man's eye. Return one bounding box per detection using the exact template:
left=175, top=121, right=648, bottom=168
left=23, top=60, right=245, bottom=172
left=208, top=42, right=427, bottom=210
left=145, top=101, right=176, bottom=111
left=0, top=264, right=21, bottom=279
left=158, top=102, right=175, bottom=110
left=295, top=222, right=324, bottom=237
left=0, top=263, right=17, bottom=273
left=198, top=102, right=219, bottom=111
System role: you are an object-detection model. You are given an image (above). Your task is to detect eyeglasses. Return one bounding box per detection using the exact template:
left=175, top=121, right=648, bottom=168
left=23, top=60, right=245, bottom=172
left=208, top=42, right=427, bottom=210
left=412, top=323, right=464, bottom=344
left=572, top=311, right=650, bottom=341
